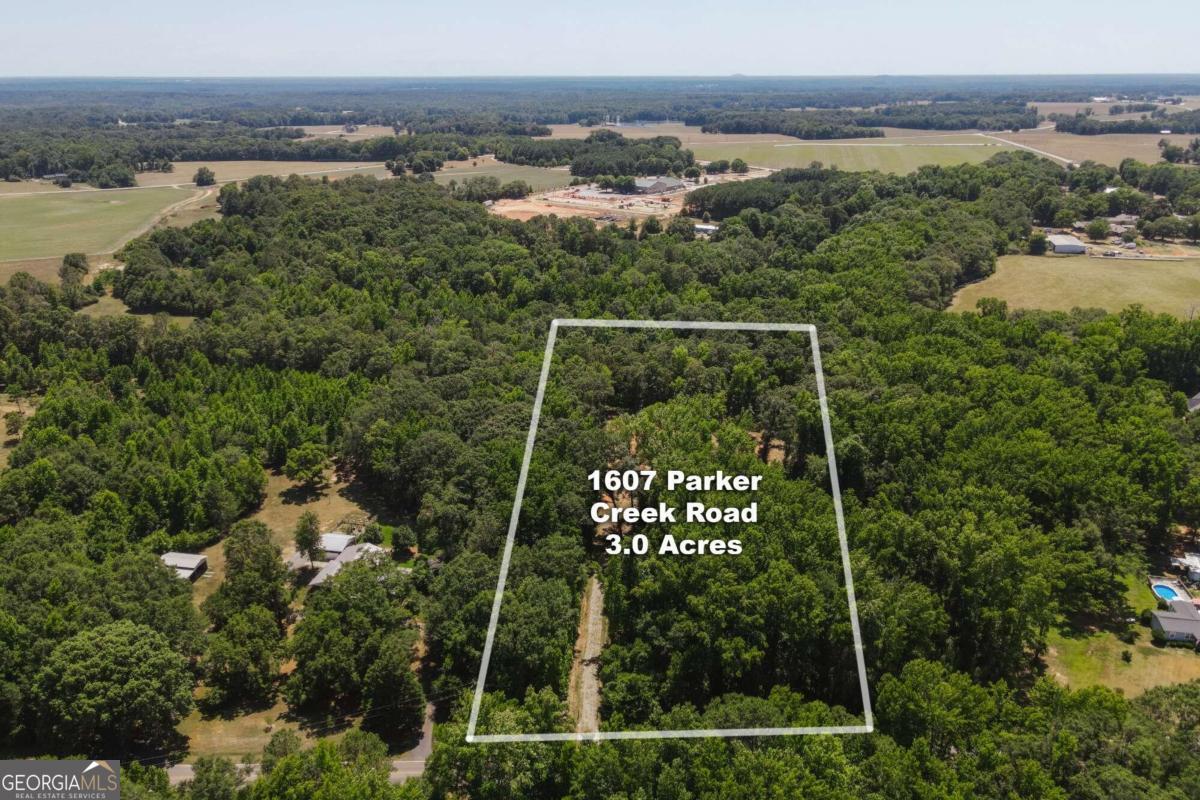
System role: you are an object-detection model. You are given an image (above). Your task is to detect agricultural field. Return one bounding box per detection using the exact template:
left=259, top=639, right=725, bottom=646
left=992, top=128, right=1200, bottom=166
left=297, top=124, right=397, bottom=140
left=135, top=160, right=391, bottom=186
left=0, top=186, right=196, bottom=261
left=952, top=254, right=1200, bottom=318
left=543, top=122, right=1017, bottom=173
left=433, top=156, right=573, bottom=191
left=1031, top=100, right=1188, bottom=121
left=690, top=135, right=1013, bottom=172
left=540, top=122, right=966, bottom=144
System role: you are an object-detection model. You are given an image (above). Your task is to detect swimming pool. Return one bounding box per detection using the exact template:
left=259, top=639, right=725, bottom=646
left=1153, top=584, right=1179, bottom=601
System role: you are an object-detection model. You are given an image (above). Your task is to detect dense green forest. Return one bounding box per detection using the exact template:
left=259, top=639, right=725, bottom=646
left=3, top=145, right=1200, bottom=799
left=698, top=102, right=1038, bottom=137
left=0, top=124, right=499, bottom=185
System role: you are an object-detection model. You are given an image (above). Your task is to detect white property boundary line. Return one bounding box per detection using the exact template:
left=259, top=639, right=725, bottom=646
left=466, top=319, right=874, bottom=743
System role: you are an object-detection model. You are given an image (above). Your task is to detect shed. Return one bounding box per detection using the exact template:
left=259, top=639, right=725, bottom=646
left=1150, top=600, right=1200, bottom=647
left=160, top=552, right=208, bottom=581
left=1188, top=393, right=1200, bottom=414
left=1047, top=234, right=1086, bottom=254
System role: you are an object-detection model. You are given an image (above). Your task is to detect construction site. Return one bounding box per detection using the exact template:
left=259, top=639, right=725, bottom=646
left=488, top=166, right=770, bottom=223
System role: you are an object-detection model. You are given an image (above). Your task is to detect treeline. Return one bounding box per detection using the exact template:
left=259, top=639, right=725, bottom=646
left=494, top=130, right=694, bottom=177
left=696, top=101, right=1037, bottom=138
left=1055, top=109, right=1200, bottom=134
left=698, top=111, right=884, bottom=139
left=0, top=124, right=492, bottom=186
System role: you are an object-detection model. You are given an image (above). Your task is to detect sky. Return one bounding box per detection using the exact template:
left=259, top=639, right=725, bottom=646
left=3, top=0, right=1194, bottom=77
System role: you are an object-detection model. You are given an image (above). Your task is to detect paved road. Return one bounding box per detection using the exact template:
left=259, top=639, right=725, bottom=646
left=166, top=703, right=434, bottom=787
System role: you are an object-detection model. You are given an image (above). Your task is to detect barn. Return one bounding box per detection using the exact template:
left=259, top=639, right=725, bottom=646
left=1047, top=234, right=1087, bottom=254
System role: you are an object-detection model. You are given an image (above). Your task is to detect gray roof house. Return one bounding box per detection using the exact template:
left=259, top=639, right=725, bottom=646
left=634, top=176, right=686, bottom=194
left=160, top=552, right=208, bottom=581
left=309, top=542, right=385, bottom=589
left=1150, top=600, right=1200, bottom=646
left=318, top=532, right=357, bottom=559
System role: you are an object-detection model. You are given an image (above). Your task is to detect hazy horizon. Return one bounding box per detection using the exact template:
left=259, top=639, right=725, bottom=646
left=4, top=0, right=1196, bottom=78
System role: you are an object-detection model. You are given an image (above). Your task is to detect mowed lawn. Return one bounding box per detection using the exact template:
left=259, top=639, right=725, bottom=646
left=1045, top=573, right=1200, bottom=697
left=952, top=254, right=1200, bottom=318
left=690, top=137, right=1013, bottom=173
left=0, top=186, right=194, bottom=261
left=434, top=158, right=573, bottom=192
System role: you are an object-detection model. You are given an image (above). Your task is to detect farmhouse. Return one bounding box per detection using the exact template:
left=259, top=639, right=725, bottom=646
left=634, top=176, right=686, bottom=194
left=1150, top=599, right=1200, bottom=647
left=309, top=542, right=385, bottom=589
left=160, top=551, right=208, bottom=581
left=1047, top=234, right=1087, bottom=254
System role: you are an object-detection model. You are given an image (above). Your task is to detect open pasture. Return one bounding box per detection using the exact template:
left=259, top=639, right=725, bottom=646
left=952, top=254, right=1200, bottom=318
left=0, top=186, right=195, bottom=261
left=993, top=129, right=1199, bottom=166
left=135, top=160, right=391, bottom=186
left=434, top=157, right=573, bottom=191
left=691, top=136, right=1013, bottom=172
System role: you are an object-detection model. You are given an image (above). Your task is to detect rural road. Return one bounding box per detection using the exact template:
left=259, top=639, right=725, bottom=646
left=975, top=132, right=1074, bottom=164
left=569, top=576, right=606, bottom=734
left=166, top=702, right=434, bottom=786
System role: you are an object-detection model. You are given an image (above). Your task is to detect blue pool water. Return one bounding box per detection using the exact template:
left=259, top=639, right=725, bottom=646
left=1153, top=585, right=1179, bottom=601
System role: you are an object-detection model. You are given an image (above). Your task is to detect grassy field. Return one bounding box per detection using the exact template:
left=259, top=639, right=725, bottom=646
left=0, top=186, right=195, bottom=261
left=952, top=254, right=1200, bottom=318
left=77, top=292, right=197, bottom=327
left=992, top=129, right=1200, bottom=166
left=540, top=122, right=967, bottom=144
left=136, top=160, right=390, bottom=187
left=434, top=157, right=573, bottom=191
left=690, top=137, right=1013, bottom=172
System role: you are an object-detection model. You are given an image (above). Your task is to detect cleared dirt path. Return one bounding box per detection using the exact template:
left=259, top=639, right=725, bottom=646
left=569, top=575, right=606, bottom=734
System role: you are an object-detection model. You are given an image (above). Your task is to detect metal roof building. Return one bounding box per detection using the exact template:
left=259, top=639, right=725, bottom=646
left=1047, top=234, right=1087, bottom=254
left=318, top=532, right=356, bottom=559
left=160, top=552, right=208, bottom=581
left=309, top=543, right=385, bottom=589
left=634, top=176, right=686, bottom=194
